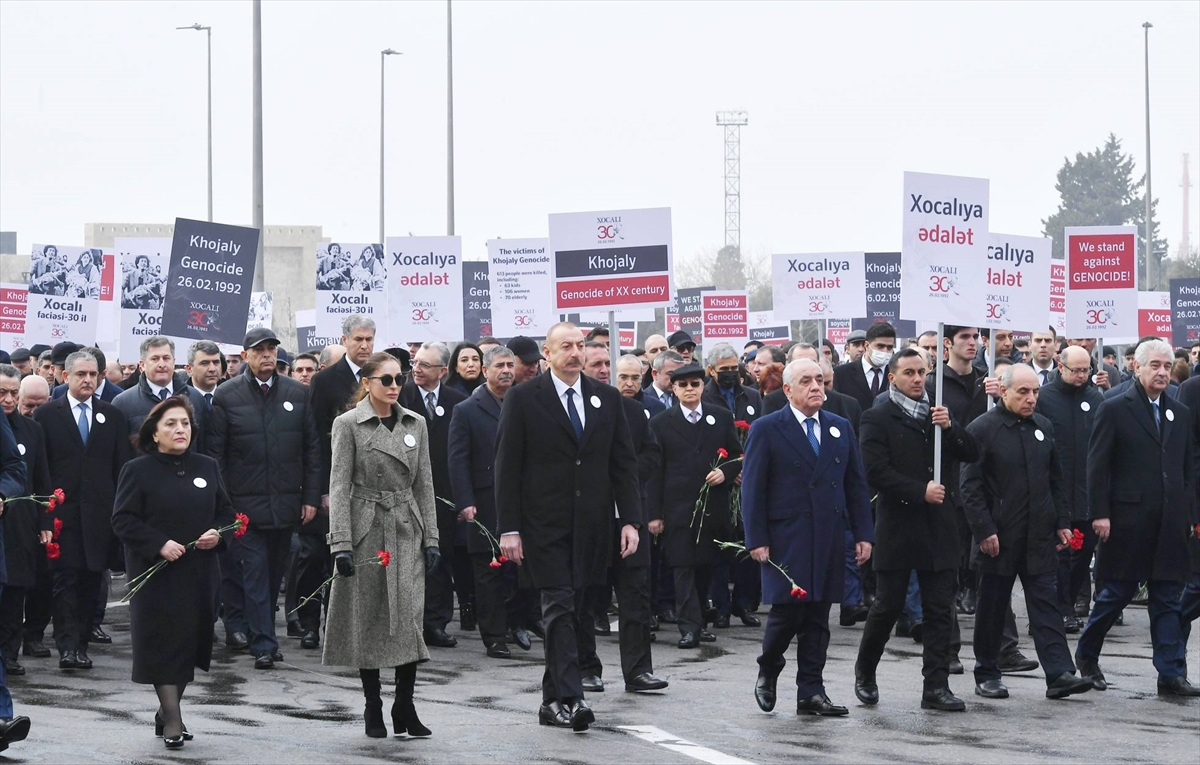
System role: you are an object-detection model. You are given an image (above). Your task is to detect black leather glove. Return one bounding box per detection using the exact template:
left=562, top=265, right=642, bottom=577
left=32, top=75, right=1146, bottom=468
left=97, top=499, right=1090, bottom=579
left=334, top=551, right=355, bottom=577
left=424, top=546, right=441, bottom=574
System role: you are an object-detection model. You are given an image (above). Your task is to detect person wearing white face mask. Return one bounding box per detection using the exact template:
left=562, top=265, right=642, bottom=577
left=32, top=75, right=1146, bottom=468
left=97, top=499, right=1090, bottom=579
left=832, top=323, right=896, bottom=413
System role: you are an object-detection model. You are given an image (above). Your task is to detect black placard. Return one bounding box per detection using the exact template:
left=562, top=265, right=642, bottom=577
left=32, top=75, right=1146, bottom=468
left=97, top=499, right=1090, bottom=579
left=161, top=218, right=259, bottom=344
left=462, top=261, right=491, bottom=343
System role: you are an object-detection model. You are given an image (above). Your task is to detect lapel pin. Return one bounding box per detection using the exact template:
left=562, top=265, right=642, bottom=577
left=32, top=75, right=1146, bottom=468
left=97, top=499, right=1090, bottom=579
left=828, top=425, right=841, bottom=439
left=705, top=414, right=716, bottom=425
left=1034, top=429, right=1045, bottom=441
left=17, top=444, right=25, bottom=456
left=95, top=412, right=106, bottom=424
left=590, top=395, right=602, bottom=409
left=193, top=477, right=208, bottom=488
left=1166, top=408, right=1175, bottom=422
left=1080, top=401, right=1090, bottom=412
left=283, top=401, right=294, bottom=412
left=404, top=433, right=417, bottom=448
left=435, top=405, right=445, bottom=417
left=747, top=405, right=755, bottom=415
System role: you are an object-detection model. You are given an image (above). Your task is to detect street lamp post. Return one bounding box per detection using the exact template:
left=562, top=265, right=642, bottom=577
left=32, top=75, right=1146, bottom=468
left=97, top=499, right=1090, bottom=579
left=177, top=22, right=213, bottom=222
left=447, top=0, right=455, bottom=237
left=380, top=49, right=401, bottom=244
left=1142, top=21, right=1154, bottom=290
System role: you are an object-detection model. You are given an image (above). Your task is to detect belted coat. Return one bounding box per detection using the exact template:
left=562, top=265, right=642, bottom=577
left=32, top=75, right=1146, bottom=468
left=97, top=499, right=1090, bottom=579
left=322, top=398, right=439, bottom=669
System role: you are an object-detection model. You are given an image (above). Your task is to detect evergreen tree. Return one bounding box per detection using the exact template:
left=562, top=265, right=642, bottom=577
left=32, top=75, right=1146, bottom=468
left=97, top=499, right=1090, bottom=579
left=712, top=244, right=747, bottom=291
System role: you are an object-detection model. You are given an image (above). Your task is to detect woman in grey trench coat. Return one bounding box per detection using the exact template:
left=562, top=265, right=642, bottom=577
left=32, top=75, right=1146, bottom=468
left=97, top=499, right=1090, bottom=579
left=322, top=352, right=440, bottom=738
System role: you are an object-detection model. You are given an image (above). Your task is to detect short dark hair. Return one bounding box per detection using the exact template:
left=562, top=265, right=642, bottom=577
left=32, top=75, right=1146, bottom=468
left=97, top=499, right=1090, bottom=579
left=744, top=340, right=764, bottom=351
left=478, top=336, right=500, bottom=346
left=865, top=322, right=896, bottom=343
left=137, top=396, right=196, bottom=454
left=585, top=327, right=609, bottom=341
left=887, top=347, right=924, bottom=375
left=584, top=340, right=608, bottom=351
left=758, top=345, right=786, bottom=364
left=294, top=353, right=319, bottom=367
left=942, top=325, right=978, bottom=341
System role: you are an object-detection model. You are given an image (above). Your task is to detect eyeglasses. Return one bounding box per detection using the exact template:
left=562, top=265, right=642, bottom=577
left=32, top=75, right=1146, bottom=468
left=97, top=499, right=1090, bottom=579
left=674, top=379, right=704, bottom=388
left=365, top=374, right=401, bottom=387
left=1061, top=365, right=1090, bottom=376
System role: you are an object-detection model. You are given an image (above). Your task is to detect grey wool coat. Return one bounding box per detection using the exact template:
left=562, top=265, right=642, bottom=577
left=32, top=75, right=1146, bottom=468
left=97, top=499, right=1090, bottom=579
left=322, top=398, right=439, bottom=669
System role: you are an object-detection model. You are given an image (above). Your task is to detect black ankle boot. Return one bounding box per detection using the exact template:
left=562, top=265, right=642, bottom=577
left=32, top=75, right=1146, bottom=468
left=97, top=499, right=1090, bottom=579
left=360, top=669, right=387, bottom=738
left=393, top=663, right=431, bottom=737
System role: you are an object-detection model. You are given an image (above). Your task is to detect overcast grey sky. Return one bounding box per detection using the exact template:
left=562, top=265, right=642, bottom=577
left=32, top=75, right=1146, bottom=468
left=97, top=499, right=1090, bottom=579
left=2, top=0, right=1197, bottom=267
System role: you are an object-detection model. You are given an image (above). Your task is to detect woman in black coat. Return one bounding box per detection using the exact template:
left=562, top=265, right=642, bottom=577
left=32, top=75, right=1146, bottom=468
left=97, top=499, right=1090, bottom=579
left=112, top=397, right=235, bottom=750
left=445, top=342, right=483, bottom=396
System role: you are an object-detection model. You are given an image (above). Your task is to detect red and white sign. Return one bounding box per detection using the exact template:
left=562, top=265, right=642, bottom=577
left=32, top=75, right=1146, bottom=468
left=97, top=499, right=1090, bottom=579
left=665, top=311, right=681, bottom=334
left=1064, top=226, right=1137, bottom=336
left=983, top=233, right=1051, bottom=333
left=619, top=323, right=636, bottom=350
left=900, top=171, right=990, bottom=324
left=549, top=207, right=673, bottom=312
left=700, top=291, right=749, bottom=349
left=1049, top=262, right=1066, bottom=336
left=826, top=318, right=851, bottom=350
left=0, top=283, right=27, bottom=351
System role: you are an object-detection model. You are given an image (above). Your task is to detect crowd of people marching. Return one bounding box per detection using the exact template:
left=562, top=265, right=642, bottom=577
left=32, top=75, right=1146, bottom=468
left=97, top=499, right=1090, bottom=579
left=0, top=316, right=1197, bottom=752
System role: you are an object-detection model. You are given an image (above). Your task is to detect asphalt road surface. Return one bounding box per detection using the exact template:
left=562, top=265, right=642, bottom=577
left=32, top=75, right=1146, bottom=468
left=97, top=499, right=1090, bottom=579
left=8, top=579, right=1199, bottom=764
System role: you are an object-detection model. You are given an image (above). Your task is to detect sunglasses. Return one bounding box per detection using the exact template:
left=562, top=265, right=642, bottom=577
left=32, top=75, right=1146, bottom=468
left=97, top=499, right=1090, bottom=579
left=673, top=379, right=704, bottom=388
left=365, top=374, right=402, bottom=387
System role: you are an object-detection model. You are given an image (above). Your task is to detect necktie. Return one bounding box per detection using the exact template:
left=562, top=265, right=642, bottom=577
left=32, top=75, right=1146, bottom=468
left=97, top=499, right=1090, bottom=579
left=688, top=410, right=700, bottom=424
left=662, top=391, right=671, bottom=408
left=425, top=391, right=436, bottom=418
left=805, top=417, right=820, bottom=455
left=77, top=403, right=90, bottom=445
left=1040, top=370, right=1049, bottom=386
left=870, top=368, right=881, bottom=396
left=260, top=383, right=270, bottom=395
left=204, top=393, right=213, bottom=411
left=565, top=388, right=583, bottom=439
left=1152, top=400, right=1161, bottom=429
left=158, top=387, right=169, bottom=401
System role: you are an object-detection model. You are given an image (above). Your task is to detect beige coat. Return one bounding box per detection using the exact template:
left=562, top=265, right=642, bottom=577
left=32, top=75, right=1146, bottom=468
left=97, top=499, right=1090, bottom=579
left=322, top=398, right=438, bottom=669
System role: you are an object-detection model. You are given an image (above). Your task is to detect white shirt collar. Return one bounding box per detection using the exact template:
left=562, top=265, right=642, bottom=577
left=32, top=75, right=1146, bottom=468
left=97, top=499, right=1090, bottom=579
left=419, top=382, right=441, bottom=403
left=346, top=357, right=362, bottom=379
left=1148, top=394, right=1161, bottom=406
left=789, top=404, right=821, bottom=442
left=862, top=354, right=882, bottom=378
left=550, top=372, right=582, bottom=401
left=1032, top=358, right=1054, bottom=372
left=66, top=392, right=89, bottom=411
left=146, top=378, right=172, bottom=399
left=680, top=401, right=704, bottom=420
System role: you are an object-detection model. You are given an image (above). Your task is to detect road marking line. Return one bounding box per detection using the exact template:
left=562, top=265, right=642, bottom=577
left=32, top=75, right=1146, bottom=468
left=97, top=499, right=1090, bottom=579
left=618, top=725, right=753, bottom=765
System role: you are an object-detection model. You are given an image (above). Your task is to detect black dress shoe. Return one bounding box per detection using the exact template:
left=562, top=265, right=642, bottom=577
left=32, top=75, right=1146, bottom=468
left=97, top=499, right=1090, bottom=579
left=510, top=628, right=532, bottom=651
left=0, top=716, right=31, bottom=746
left=677, top=632, right=699, bottom=649
left=649, top=614, right=659, bottom=631
left=164, top=735, right=185, bottom=749
left=909, top=620, right=924, bottom=643
left=974, top=679, right=1009, bottom=699
left=424, top=628, right=458, bottom=648
left=154, top=712, right=194, bottom=740
left=838, top=605, right=868, bottom=627
left=89, top=626, right=112, bottom=644
left=699, top=630, right=716, bottom=643
left=486, top=642, right=512, bottom=659
left=593, top=615, right=612, bottom=636
left=528, top=622, right=546, bottom=640
left=4, top=658, right=25, bottom=676
left=854, top=666, right=878, bottom=706
left=754, top=672, right=778, bottom=712
left=658, top=609, right=678, bottom=624
left=1046, top=673, right=1094, bottom=699
left=796, top=694, right=849, bottom=716
left=959, top=589, right=977, bottom=615
left=1076, top=658, right=1107, bottom=691
left=581, top=675, right=604, bottom=693
left=894, top=619, right=912, bottom=638
left=460, top=603, right=477, bottom=632
left=1073, top=599, right=1090, bottom=618
left=58, top=651, right=78, bottom=670
left=703, top=603, right=719, bottom=623
left=738, top=612, right=761, bottom=627
left=300, top=630, right=320, bottom=649
left=713, top=614, right=730, bottom=629
left=948, top=658, right=964, bottom=675
left=538, top=701, right=571, bottom=728
left=568, top=700, right=595, bottom=732
left=921, top=687, right=965, bottom=711
left=74, top=651, right=93, bottom=669
left=1063, top=615, right=1081, bottom=634
left=225, top=632, right=250, bottom=651
left=1157, top=676, right=1200, bottom=697
left=998, top=651, right=1039, bottom=673
left=22, top=640, right=50, bottom=658
left=254, top=654, right=275, bottom=670
left=625, top=672, right=668, bottom=692
left=271, top=649, right=285, bottom=662
left=287, top=620, right=304, bottom=638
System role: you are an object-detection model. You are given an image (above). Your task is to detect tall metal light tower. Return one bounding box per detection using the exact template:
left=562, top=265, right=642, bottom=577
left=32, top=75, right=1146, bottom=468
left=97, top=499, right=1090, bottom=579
left=716, top=110, right=748, bottom=252
left=1181, top=153, right=1192, bottom=259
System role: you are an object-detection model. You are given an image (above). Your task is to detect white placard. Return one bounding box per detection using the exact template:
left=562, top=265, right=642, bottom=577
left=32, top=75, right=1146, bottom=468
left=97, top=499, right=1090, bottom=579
left=386, top=236, right=463, bottom=342
left=115, top=237, right=191, bottom=363
left=772, top=252, right=867, bottom=320
left=900, top=172, right=990, bottom=324
left=26, top=244, right=105, bottom=346
left=315, top=242, right=387, bottom=348
left=488, top=238, right=556, bottom=338
left=983, top=234, right=1051, bottom=332
left=549, top=207, right=673, bottom=313
left=700, top=290, right=749, bottom=350
left=1064, top=226, right=1138, bottom=337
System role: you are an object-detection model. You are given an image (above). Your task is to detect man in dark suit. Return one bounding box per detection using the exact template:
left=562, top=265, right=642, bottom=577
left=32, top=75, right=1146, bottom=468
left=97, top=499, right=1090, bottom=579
left=448, top=346, right=527, bottom=658
left=702, top=342, right=763, bottom=422
left=763, top=347, right=862, bottom=431
left=1077, top=339, right=1199, bottom=697
left=297, top=314, right=376, bottom=648
left=496, top=322, right=641, bottom=732
left=32, top=350, right=129, bottom=670
left=854, top=349, right=978, bottom=711
left=50, top=346, right=119, bottom=404
left=401, top=341, right=468, bottom=648
left=832, top=322, right=895, bottom=413
left=742, top=359, right=874, bottom=716
left=1027, top=328, right=1059, bottom=387
left=110, top=336, right=209, bottom=451
left=615, top=355, right=665, bottom=416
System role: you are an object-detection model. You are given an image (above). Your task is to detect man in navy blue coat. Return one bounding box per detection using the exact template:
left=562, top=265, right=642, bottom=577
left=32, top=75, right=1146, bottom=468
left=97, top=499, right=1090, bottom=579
left=742, top=359, right=874, bottom=717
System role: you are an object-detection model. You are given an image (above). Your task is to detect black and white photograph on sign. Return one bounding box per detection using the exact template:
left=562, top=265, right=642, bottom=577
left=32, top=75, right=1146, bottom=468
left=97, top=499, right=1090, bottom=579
left=120, top=254, right=166, bottom=309
left=316, top=243, right=386, bottom=291
left=247, top=292, right=273, bottom=331
left=29, top=245, right=103, bottom=298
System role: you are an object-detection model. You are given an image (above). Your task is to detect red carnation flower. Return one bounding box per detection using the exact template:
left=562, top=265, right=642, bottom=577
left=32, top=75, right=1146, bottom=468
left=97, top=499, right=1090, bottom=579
left=497, top=555, right=509, bottom=564
left=717, top=448, right=729, bottom=460
left=47, top=497, right=57, bottom=511
left=734, top=420, right=751, bottom=430
left=489, top=559, right=502, bottom=569
left=378, top=550, right=391, bottom=567
left=233, top=513, right=250, bottom=538
left=790, top=586, right=807, bottom=600
left=53, top=488, right=65, bottom=503
left=45, top=541, right=61, bottom=560
left=53, top=518, right=63, bottom=539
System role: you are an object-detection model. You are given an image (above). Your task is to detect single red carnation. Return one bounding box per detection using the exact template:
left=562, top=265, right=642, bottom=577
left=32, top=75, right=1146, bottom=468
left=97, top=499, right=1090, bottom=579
left=53, top=488, right=65, bottom=503
left=378, top=550, right=391, bottom=567
left=497, top=555, right=509, bottom=564
left=53, top=518, right=63, bottom=538
left=717, top=448, right=729, bottom=460
left=489, top=559, right=502, bottom=569
left=734, top=420, right=751, bottom=430
left=234, top=513, right=250, bottom=538
left=45, top=541, right=61, bottom=560
left=47, top=497, right=57, bottom=511
left=790, top=586, right=807, bottom=600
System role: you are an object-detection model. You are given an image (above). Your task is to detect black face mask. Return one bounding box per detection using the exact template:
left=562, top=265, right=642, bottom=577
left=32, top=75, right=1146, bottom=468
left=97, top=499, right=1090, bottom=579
left=716, top=370, right=740, bottom=389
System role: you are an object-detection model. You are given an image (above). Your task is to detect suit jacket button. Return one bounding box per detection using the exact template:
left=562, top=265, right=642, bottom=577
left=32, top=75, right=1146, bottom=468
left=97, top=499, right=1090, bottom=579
left=795, top=462, right=802, bottom=468
left=576, top=459, right=581, bottom=466
left=835, top=457, right=841, bottom=464
left=575, top=490, right=581, bottom=497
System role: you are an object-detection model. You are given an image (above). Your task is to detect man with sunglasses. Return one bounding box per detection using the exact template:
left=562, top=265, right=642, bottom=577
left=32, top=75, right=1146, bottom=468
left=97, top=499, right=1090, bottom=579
left=400, top=342, right=468, bottom=649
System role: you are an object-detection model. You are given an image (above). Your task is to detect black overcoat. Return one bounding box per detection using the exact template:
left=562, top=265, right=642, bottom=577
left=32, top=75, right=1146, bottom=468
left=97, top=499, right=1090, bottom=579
left=448, top=385, right=503, bottom=556
left=960, top=405, right=1068, bottom=577
left=307, top=357, right=359, bottom=538
left=646, top=404, right=742, bottom=568
left=400, top=381, right=466, bottom=547
left=702, top=380, right=764, bottom=423
left=1086, top=382, right=1195, bottom=583
left=33, top=397, right=130, bottom=571
left=112, top=451, right=235, bottom=684
left=619, top=395, right=660, bottom=569
left=1176, top=376, right=1200, bottom=575
left=3, top=413, right=51, bottom=588
left=495, top=373, right=641, bottom=589
left=857, top=399, right=978, bottom=572
left=1034, top=377, right=1105, bottom=522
